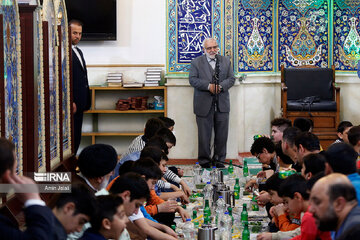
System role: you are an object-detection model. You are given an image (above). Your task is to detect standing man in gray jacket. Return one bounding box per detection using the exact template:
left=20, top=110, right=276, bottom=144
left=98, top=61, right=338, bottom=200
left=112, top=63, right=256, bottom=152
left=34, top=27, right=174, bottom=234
left=189, top=38, right=235, bottom=168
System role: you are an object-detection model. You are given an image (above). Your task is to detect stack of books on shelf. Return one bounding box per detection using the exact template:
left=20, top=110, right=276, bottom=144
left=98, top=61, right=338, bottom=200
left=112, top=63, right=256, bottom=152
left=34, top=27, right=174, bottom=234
left=107, top=73, right=123, bottom=87
left=145, top=68, right=162, bottom=87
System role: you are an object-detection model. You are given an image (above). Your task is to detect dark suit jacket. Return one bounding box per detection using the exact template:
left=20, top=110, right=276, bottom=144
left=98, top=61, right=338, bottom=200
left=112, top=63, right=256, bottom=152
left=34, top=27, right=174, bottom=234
left=72, top=47, right=91, bottom=112
left=189, top=54, right=235, bottom=117
left=0, top=205, right=54, bottom=239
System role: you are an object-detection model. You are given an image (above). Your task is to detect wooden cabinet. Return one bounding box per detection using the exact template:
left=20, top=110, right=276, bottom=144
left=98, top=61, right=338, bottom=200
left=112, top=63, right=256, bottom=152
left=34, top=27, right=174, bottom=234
left=81, top=86, right=167, bottom=153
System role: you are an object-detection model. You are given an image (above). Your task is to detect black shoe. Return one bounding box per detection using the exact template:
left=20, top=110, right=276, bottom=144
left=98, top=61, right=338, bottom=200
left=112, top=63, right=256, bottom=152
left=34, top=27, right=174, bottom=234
left=200, top=162, right=211, bottom=168
left=215, top=162, right=225, bottom=168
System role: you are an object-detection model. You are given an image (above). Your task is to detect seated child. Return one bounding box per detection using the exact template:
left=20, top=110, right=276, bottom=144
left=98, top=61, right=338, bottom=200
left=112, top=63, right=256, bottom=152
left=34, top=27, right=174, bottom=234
left=141, top=147, right=189, bottom=203
left=271, top=117, right=292, bottom=143
left=266, top=173, right=300, bottom=232
left=132, top=158, right=190, bottom=226
left=275, top=142, right=294, bottom=171
left=333, top=121, right=353, bottom=144
left=51, top=184, right=97, bottom=239
left=293, top=118, right=313, bottom=133
left=108, top=172, right=177, bottom=240
left=158, top=116, right=175, bottom=132
left=257, top=175, right=331, bottom=240
left=80, top=195, right=128, bottom=240
left=301, top=153, right=326, bottom=180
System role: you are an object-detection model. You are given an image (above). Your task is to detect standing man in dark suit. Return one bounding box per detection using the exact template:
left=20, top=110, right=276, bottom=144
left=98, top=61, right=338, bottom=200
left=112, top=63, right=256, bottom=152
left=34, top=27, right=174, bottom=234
left=189, top=38, right=235, bottom=168
left=70, top=19, right=91, bottom=154
left=0, top=138, right=54, bottom=238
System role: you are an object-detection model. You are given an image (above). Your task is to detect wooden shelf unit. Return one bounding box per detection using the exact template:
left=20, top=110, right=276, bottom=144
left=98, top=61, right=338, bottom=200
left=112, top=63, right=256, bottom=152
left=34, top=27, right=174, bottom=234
left=82, top=86, right=167, bottom=145
left=85, top=109, right=165, bottom=114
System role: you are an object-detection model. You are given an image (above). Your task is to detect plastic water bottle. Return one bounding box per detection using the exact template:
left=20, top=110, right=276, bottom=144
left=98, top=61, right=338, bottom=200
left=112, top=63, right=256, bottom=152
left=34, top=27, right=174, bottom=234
left=203, top=181, right=214, bottom=205
left=183, top=218, right=195, bottom=239
left=215, top=196, right=226, bottom=226
left=211, top=166, right=218, bottom=184
left=193, top=162, right=202, bottom=184
left=220, top=212, right=233, bottom=240
left=216, top=196, right=226, bottom=213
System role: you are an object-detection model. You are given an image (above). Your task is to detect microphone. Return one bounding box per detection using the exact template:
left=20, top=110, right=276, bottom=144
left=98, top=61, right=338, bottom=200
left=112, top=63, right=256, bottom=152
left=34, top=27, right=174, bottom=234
left=214, top=54, right=220, bottom=80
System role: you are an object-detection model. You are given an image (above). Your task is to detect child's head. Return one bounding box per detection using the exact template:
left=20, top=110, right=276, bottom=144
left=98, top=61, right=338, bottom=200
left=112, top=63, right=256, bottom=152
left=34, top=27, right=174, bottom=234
left=91, top=195, right=128, bottom=239
left=271, top=118, right=292, bottom=143
left=52, top=184, right=97, bottom=234
left=301, top=153, right=326, bottom=180
left=118, top=160, right=134, bottom=176
left=336, top=121, right=353, bottom=143
left=155, top=127, right=176, bottom=149
left=348, top=125, right=360, bottom=149
left=145, top=136, right=169, bottom=154
left=265, top=173, right=285, bottom=205
left=140, top=146, right=168, bottom=174
left=109, top=172, right=150, bottom=216
left=279, top=174, right=309, bottom=215
left=132, top=157, right=162, bottom=190
left=158, top=116, right=175, bottom=131
left=293, top=118, right=313, bottom=132
left=275, top=142, right=294, bottom=166
left=144, top=118, right=165, bottom=141
left=250, top=137, right=275, bottom=165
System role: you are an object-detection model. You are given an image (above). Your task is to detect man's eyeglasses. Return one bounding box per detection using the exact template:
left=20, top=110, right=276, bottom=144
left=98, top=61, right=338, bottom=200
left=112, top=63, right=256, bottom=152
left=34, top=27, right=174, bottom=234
left=205, top=46, right=219, bottom=51
left=256, top=153, right=262, bottom=159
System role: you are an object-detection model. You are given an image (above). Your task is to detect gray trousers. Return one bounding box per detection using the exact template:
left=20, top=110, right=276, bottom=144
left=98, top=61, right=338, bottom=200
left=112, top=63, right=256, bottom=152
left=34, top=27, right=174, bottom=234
left=196, top=106, right=229, bottom=165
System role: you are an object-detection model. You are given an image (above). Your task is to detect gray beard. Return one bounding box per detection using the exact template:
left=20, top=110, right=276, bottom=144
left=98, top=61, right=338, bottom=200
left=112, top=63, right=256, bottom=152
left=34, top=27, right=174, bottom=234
left=205, top=52, right=216, bottom=59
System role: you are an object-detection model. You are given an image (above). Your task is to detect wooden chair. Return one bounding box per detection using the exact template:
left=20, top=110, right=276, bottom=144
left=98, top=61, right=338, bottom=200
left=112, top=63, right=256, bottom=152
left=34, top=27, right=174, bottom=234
left=281, top=65, right=340, bottom=149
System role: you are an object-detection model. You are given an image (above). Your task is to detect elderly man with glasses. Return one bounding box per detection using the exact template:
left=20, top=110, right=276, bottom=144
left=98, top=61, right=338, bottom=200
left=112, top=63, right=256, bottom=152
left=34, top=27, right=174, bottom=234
left=189, top=38, right=235, bottom=168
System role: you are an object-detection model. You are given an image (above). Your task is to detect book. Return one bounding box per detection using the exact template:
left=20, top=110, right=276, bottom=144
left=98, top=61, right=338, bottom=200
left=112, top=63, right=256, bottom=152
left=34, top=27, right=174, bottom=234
left=107, top=80, right=123, bottom=83
left=107, top=76, right=123, bottom=80
left=108, top=73, right=123, bottom=76
left=107, top=82, right=122, bottom=87
left=144, top=83, right=159, bottom=87
left=145, top=77, right=161, bottom=81
left=145, top=72, right=161, bottom=75
left=123, top=82, right=143, bottom=88
left=146, top=68, right=162, bottom=72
